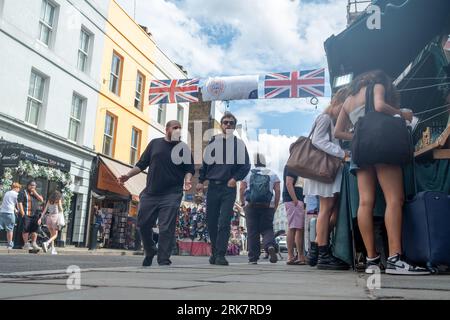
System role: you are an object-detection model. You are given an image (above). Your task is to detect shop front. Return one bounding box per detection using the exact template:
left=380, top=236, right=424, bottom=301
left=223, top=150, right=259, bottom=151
left=0, top=140, right=71, bottom=247
left=88, top=155, right=147, bottom=250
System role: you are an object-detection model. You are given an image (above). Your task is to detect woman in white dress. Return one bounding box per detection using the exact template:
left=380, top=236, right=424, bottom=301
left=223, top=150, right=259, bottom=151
left=41, top=191, right=63, bottom=255
left=304, top=87, right=349, bottom=270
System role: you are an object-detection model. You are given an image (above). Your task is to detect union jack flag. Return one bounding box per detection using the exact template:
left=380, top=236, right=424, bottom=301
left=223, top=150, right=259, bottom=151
left=149, top=79, right=200, bottom=105
left=264, top=69, right=325, bottom=99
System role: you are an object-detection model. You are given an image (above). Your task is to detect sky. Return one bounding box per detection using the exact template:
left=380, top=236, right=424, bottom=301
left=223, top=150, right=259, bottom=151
left=116, top=0, right=349, bottom=178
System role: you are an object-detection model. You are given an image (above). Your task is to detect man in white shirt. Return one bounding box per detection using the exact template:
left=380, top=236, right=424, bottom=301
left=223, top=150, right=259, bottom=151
left=240, top=154, right=281, bottom=264
left=0, top=183, right=21, bottom=249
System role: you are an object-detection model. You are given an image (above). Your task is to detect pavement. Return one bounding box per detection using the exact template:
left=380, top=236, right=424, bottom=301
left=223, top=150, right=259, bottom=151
left=0, top=252, right=449, bottom=300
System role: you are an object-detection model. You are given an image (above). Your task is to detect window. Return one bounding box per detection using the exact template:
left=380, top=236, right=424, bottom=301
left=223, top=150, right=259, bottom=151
left=26, top=71, right=46, bottom=126
left=157, top=104, right=166, bottom=126
left=68, top=94, right=84, bottom=142
left=130, top=127, right=141, bottom=166
left=77, top=29, right=91, bottom=72
left=134, top=71, right=145, bottom=110
left=109, top=52, right=123, bottom=95
left=38, top=0, right=56, bottom=46
left=103, top=113, right=116, bottom=156
left=177, top=105, right=184, bottom=126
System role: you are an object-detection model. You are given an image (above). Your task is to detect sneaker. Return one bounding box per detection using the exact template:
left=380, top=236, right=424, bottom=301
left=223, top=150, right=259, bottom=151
left=248, top=260, right=258, bottom=265
left=209, top=255, right=216, bottom=265
left=386, top=254, right=430, bottom=275
left=51, top=247, right=58, bottom=255
left=42, top=241, right=49, bottom=253
left=6, top=241, right=14, bottom=250
left=214, top=256, right=229, bottom=266
left=142, top=249, right=157, bottom=267
left=307, top=242, right=319, bottom=267
left=31, top=242, right=40, bottom=251
left=365, top=255, right=382, bottom=274
left=268, top=246, right=278, bottom=263
left=317, top=246, right=349, bottom=271
left=23, top=243, right=32, bottom=251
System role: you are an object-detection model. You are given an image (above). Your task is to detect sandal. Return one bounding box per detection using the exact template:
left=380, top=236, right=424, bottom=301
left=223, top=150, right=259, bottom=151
left=294, top=260, right=307, bottom=265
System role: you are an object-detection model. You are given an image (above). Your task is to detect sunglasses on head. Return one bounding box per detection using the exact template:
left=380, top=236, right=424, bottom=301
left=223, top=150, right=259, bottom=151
left=222, top=120, right=236, bottom=126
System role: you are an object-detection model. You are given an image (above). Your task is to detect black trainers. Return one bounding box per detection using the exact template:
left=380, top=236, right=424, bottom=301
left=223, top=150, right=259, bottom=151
left=248, top=260, right=258, bottom=265
left=386, top=254, right=430, bottom=275
left=215, top=256, right=229, bottom=266
left=365, top=255, right=382, bottom=274
left=142, top=256, right=154, bottom=267
left=317, top=246, right=349, bottom=271
left=307, top=242, right=318, bottom=267
left=268, top=246, right=278, bottom=263
left=209, top=255, right=216, bottom=265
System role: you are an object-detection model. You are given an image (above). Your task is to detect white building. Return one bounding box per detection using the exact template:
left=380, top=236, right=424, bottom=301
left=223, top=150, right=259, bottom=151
left=0, top=0, right=109, bottom=245
left=273, top=204, right=288, bottom=233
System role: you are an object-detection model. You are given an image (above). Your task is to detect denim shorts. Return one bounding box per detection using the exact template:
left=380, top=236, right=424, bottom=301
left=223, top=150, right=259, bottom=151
left=349, top=158, right=361, bottom=176
left=0, top=212, right=16, bottom=232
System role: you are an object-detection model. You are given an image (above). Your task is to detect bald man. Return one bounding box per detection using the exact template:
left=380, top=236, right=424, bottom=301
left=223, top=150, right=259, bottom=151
left=119, top=120, right=195, bottom=266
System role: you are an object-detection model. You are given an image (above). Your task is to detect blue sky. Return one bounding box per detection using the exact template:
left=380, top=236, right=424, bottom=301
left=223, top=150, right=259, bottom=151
left=117, top=0, right=348, bottom=175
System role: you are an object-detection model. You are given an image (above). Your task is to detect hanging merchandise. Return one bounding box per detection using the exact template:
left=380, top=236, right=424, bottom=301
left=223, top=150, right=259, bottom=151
left=201, top=75, right=259, bottom=102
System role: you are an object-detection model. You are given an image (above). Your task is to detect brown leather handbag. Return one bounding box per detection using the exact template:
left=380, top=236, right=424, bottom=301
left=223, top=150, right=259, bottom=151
left=286, top=121, right=342, bottom=184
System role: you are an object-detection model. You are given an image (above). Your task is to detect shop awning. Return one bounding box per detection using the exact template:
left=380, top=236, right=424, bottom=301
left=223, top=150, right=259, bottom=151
left=97, top=156, right=147, bottom=202
left=324, top=0, right=450, bottom=90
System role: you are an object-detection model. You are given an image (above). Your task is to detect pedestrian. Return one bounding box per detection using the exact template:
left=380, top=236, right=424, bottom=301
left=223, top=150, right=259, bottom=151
left=89, top=205, right=102, bottom=250
left=240, top=153, right=281, bottom=265
left=118, top=120, right=195, bottom=267
left=283, top=165, right=306, bottom=265
left=0, top=182, right=21, bottom=249
left=303, top=87, right=350, bottom=270
left=17, top=180, right=44, bottom=251
left=196, top=112, right=251, bottom=266
left=334, top=70, right=429, bottom=275
left=41, top=191, right=63, bottom=255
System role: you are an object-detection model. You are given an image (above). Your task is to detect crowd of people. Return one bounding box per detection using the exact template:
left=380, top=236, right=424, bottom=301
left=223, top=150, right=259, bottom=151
left=0, top=180, right=64, bottom=254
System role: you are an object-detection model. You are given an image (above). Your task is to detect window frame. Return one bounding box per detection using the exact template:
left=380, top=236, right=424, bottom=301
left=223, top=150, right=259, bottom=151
left=157, top=103, right=166, bottom=126
left=38, top=0, right=57, bottom=47
left=26, top=70, right=46, bottom=126
left=102, top=112, right=117, bottom=157
left=134, top=71, right=145, bottom=110
left=177, top=104, right=184, bottom=126
left=109, top=51, right=124, bottom=96
left=130, top=127, right=141, bottom=166
left=68, top=94, right=85, bottom=143
left=77, top=28, right=91, bottom=73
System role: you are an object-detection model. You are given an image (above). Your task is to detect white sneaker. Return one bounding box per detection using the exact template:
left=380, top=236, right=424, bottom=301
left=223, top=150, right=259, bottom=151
left=51, top=248, right=58, bottom=255
left=42, top=241, right=48, bottom=253
left=23, top=243, right=32, bottom=250
left=386, top=253, right=430, bottom=275
left=31, top=242, right=41, bottom=251
left=6, top=242, right=14, bottom=250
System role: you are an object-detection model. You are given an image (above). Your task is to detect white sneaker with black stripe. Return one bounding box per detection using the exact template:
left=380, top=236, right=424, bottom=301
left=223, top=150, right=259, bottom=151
left=365, top=255, right=382, bottom=274
left=385, top=253, right=430, bottom=275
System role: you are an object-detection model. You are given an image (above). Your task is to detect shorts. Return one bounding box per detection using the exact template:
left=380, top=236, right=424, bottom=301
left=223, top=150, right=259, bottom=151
left=0, top=212, right=15, bottom=232
left=23, top=215, right=40, bottom=233
left=349, top=158, right=360, bottom=176
left=285, top=201, right=305, bottom=229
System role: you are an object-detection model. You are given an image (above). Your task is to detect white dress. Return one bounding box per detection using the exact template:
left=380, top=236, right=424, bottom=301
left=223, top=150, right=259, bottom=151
left=303, top=114, right=345, bottom=198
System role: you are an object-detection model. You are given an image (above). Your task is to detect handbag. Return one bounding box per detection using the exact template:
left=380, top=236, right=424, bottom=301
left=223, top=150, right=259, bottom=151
left=286, top=119, right=342, bottom=184
left=351, top=83, right=413, bottom=166
left=57, top=208, right=66, bottom=228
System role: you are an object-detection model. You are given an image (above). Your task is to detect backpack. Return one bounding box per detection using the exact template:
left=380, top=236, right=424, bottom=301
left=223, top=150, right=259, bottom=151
left=245, top=169, right=273, bottom=204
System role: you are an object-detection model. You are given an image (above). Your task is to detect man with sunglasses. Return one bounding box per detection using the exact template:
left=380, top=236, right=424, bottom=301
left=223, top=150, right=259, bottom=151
left=118, top=120, right=195, bottom=267
left=196, top=112, right=251, bottom=266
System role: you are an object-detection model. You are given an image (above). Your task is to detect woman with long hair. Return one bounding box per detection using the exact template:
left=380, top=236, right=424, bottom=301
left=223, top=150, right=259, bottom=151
left=41, top=191, right=63, bottom=255
left=303, top=87, right=350, bottom=270
left=334, top=70, right=429, bottom=275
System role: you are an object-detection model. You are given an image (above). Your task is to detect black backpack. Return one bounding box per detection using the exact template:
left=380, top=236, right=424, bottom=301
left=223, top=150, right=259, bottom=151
left=351, top=84, right=413, bottom=166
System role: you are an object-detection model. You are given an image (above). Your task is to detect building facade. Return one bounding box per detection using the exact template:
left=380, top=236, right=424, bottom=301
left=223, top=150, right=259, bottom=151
left=0, top=0, right=109, bottom=246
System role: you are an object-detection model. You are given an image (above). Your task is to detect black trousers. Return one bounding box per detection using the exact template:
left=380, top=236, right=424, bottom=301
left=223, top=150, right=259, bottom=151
left=206, top=183, right=237, bottom=257
left=244, top=206, right=276, bottom=262
left=137, top=192, right=182, bottom=264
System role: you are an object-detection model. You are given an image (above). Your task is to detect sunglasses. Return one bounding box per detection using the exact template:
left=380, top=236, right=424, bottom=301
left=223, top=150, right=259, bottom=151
left=222, top=121, right=236, bottom=126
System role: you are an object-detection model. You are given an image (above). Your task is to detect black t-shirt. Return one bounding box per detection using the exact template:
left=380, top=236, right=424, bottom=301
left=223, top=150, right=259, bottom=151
left=17, top=190, right=40, bottom=217
left=282, top=166, right=304, bottom=203
left=136, top=138, right=195, bottom=196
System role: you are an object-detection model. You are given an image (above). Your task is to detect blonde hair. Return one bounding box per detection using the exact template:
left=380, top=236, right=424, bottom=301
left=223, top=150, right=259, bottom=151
left=323, top=87, right=349, bottom=115
left=12, top=182, right=21, bottom=190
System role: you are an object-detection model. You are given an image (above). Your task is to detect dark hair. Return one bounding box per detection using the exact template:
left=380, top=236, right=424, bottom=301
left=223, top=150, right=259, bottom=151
left=220, top=112, right=237, bottom=125
left=27, top=180, right=37, bottom=188
left=166, top=120, right=181, bottom=129
left=49, top=191, right=62, bottom=205
left=348, top=70, right=400, bottom=107
left=254, top=153, right=266, bottom=167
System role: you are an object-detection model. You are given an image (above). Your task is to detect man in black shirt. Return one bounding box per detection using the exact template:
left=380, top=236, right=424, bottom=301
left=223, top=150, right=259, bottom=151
left=196, top=112, right=251, bottom=266
left=17, top=180, right=44, bottom=251
left=119, top=120, right=195, bottom=266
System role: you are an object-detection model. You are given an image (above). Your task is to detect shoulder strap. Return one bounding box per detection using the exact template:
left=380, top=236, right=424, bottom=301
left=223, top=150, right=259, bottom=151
left=365, top=83, right=376, bottom=114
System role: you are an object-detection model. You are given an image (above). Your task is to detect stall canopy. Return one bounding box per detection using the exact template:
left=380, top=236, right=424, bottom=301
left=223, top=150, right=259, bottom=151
left=97, top=156, right=147, bottom=202
left=325, top=0, right=450, bottom=89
